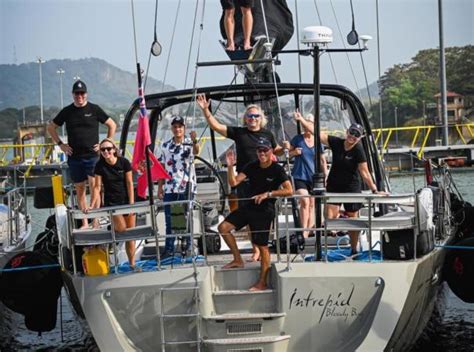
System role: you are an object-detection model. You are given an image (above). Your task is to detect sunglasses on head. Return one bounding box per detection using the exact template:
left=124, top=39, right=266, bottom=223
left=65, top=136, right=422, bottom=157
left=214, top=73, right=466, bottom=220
left=348, top=129, right=362, bottom=138
left=257, top=147, right=270, bottom=153
left=100, top=147, right=114, bottom=152
left=246, top=113, right=261, bottom=119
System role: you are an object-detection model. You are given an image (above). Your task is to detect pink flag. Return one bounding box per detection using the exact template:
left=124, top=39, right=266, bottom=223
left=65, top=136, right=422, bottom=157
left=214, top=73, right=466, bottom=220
left=132, top=85, right=170, bottom=199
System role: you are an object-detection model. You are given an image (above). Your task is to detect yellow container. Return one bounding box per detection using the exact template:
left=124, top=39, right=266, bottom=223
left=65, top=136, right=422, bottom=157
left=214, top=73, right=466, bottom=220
left=82, top=246, right=109, bottom=276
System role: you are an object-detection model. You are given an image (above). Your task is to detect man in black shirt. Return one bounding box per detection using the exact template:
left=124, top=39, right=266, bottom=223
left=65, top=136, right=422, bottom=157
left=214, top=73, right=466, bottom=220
left=219, top=138, right=292, bottom=291
left=296, top=119, right=385, bottom=255
left=47, top=80, right=116, bottom=228
left=196, top=94, right=286, bottom=261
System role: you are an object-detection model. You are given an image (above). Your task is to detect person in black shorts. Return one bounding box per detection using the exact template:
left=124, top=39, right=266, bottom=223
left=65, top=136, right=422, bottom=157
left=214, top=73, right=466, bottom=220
left=221, top=0, right=254, bottom=51
left=219, top=137, right=292, bottom=291
left=87, top=138, right=136, bottom=268
left=285, top=111, right=327, bottom=238
left=196, top=94, right=285, bottom=261
left=296, top=119, right=386, bottom=255
left=47, top=80, right=116, bottom=228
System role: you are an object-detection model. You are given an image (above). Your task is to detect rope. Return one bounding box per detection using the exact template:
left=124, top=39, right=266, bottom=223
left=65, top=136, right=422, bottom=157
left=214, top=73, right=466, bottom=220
left=161, top=0, right=182, bottom=92
left=435, top=244, right=474, bottom=250
left=184, top=0, right=200, bottom=89
left=0, top=263, right=60, bottom=273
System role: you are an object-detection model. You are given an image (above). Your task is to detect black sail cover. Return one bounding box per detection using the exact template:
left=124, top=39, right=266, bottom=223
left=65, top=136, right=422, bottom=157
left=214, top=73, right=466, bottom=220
left=219, top=0, right=294, bottom=52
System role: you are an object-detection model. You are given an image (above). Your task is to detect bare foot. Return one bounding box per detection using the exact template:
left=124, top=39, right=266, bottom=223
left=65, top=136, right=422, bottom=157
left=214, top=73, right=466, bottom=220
left=243, top=43, right=252, bottom=51
left=222, top=260, right=244, bottom=269
left=226, top=43, right=235, bottom=51
left=246, top=254, right=260, bottom=262
left=249, top=282, right=267, bottom=291
left=79, top=224, right=90, bottom=230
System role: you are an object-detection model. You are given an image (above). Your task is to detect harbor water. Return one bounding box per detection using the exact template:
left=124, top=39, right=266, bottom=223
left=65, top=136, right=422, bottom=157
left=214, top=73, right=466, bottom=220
left=1, top=169, right=474, bottom=351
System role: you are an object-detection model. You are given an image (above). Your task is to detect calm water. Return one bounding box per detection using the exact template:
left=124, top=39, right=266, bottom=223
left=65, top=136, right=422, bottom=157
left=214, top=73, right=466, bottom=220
left=1, top=169, right=474, bottom=351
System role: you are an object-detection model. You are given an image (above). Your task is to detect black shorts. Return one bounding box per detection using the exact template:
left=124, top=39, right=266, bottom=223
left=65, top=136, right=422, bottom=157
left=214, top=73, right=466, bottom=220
left=225, top=206, right=274, bottom=246
left=326, top=186, right=363, bottom=213
left=221, top=0, right=254, bottom=10
left=294, top=179, right=312, bottom=193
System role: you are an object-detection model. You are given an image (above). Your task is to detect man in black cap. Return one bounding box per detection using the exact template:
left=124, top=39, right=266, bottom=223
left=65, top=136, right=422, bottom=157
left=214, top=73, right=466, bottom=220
left=157, top=115, right=200, bottom=257
left=295, top=118, right=386, bottom=255
left=47, top=80, right=116, bottom=228
left=219, top=137, right=292, bottom=291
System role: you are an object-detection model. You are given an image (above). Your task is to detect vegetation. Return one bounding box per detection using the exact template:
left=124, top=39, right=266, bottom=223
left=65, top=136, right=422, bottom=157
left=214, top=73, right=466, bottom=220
left=371, top=45, right=473, bottom=128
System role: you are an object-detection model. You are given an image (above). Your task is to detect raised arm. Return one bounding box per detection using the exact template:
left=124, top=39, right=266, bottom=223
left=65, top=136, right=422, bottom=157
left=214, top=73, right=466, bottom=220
left=196, top=94, right=228, bottom=137
left=226, top=149, right=246, bottom=187
left=293, top=111, right=329, bottom=146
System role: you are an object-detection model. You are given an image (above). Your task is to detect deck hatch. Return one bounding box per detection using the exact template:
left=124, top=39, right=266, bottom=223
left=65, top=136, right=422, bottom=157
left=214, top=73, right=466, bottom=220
left=226, top=322, right=263, bottom=335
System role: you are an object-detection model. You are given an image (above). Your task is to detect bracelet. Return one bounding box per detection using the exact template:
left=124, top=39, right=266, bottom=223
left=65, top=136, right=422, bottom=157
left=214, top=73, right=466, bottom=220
left=57, top=140, right=63, bottom=146
left=372, top=189, right=377, bottom=194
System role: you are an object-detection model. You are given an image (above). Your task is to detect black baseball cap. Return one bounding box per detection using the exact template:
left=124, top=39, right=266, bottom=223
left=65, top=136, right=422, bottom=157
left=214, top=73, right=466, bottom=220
left=256, top=137, right=272, bottom=150
left=72, top=80, right=87, bottom=93
left=171, top=115, right=185, bottom=126
left=348, top=123, right=364, bottom=137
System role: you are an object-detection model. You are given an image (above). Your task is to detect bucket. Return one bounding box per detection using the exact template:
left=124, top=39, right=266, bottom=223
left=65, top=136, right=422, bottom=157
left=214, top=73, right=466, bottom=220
left=82, top=246, right=109, bottom=276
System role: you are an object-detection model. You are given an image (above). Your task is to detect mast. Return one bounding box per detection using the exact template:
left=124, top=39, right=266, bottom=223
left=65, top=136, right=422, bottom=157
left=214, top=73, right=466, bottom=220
left=438, top=0, right=449, bottom=146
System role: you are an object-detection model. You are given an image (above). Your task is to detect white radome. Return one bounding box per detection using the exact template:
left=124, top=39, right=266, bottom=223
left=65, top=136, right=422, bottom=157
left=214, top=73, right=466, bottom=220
left=301, top=26, right=333, bottom=45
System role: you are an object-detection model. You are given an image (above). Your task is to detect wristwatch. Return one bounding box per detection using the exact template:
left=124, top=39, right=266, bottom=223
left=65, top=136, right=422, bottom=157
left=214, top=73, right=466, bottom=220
left=57, top=140, right=63, bottom=146
left=372, top=189, right=377, bottom=194
left=268, top=191, right=272, bottom=198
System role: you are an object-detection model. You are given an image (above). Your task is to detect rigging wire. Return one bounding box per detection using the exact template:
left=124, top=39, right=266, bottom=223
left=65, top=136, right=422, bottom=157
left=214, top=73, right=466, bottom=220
left=259, top=0, right=286, bottom=142
left=190, top=0, right=207, bottom=132
left=184, top=0, right=200, bottom=89
left=144, top=0, right=160, bottom=90
left=130, top=0, right=139, bottom=65
left=161, top=0, right=182, bottom=92
left=328, top=0, right=360, bottom=94
left=376, top=0, right=385, bottom=156
left=311, top=0, right=338, bottom=83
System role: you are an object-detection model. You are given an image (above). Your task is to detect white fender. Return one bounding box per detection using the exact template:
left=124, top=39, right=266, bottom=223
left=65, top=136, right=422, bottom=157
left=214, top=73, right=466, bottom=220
left=417, top=188, right=435, bottom=233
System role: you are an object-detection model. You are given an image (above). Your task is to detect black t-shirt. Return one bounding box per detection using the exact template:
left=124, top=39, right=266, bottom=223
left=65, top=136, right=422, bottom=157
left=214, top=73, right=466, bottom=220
left=53, top=102, right=109, bottom=158
left=94, top=156, right=132, bottom=206
left=241, top=160, right=289, bottom=210
left=326, top=135, right=367, bottom=192
left=227, top=126, right=277, bottom=172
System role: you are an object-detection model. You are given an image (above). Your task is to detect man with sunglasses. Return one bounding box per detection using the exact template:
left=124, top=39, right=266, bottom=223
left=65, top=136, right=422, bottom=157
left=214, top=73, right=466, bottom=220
left=196, top=94, right=285, bottom=261
left=219, top=137, right=292, bottom=291
left=47, top=80, right=116, bottom=228
left=295, top=118, right=384, bottom=256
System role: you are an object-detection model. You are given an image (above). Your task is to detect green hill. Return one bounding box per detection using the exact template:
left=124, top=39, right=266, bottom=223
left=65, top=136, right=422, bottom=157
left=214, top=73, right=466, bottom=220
left=0, top=58, right=173, bottom=110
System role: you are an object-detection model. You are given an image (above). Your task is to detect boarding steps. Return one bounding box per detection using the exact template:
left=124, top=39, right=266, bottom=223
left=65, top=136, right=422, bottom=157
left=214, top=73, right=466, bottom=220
left=201, top=266, right=290, bottom=352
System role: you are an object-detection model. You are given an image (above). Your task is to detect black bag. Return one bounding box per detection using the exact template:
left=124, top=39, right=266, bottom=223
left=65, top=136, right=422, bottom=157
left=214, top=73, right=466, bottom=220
left=279, top=233, right=305, bottom=254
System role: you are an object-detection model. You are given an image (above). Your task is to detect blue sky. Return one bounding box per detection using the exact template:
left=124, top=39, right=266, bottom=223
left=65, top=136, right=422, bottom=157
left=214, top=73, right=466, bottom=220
left=1, top=0, right=472, bottom=92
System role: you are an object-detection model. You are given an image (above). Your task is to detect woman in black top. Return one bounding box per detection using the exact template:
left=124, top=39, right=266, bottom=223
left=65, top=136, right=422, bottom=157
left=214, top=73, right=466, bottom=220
left=89, top=138, right=136, bottom=268
left=296, top=120, right=386, bottom=255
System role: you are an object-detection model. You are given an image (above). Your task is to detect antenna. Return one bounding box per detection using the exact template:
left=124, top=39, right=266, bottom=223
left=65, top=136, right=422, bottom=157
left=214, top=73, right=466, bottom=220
left=301, top=26, right=333, bottom=47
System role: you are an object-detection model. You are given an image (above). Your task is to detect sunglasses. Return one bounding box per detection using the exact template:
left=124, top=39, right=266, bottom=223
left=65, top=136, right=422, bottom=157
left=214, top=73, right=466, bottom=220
left=74, top=92, right=86, bottom=96
left=257, top=147, right=270, bottom=153
left=348, top=129, right=362, bottom=138
left=246, top=113, right=261, bottom=119
left=100, top=147, right=114, bottom=152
